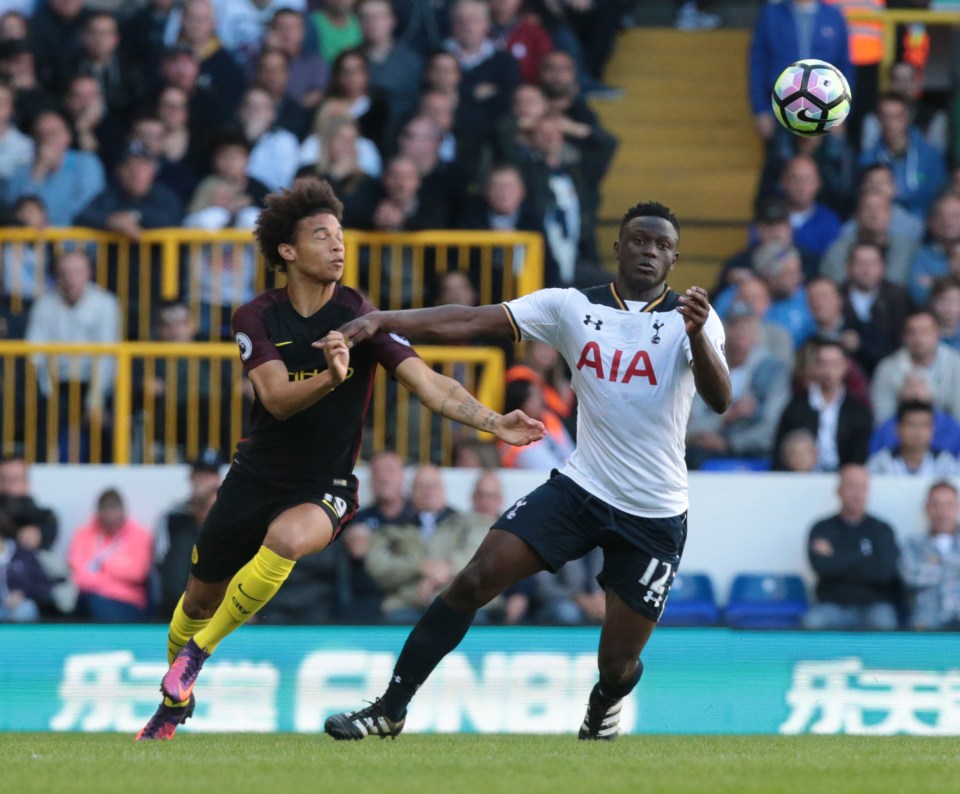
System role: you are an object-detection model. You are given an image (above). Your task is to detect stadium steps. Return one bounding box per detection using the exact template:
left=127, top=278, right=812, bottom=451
left=591, top=28, right=763, bottom=292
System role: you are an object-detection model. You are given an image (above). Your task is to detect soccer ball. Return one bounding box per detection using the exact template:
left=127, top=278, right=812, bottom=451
left=771, top=59, right=852, bottom=137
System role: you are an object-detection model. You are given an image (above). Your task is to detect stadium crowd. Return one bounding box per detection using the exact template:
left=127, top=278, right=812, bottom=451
left=1, top=1, right=960, bottom=629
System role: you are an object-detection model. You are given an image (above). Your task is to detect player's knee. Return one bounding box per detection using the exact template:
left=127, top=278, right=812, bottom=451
left=264, top=522, right=317, bottom=560
left=446, top=563, right=497, bottom=611
left=183, top=591, right=219, bottom=620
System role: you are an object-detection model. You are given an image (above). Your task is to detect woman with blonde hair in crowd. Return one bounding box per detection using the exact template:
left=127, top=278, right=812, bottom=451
left=298, top=97, right=382, bottom=179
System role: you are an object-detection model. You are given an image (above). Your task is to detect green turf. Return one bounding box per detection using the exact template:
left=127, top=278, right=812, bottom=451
left=6, top=734, right=960, bottom=794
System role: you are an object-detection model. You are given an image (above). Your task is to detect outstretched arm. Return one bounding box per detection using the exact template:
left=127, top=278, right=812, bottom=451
left=337, top=304, right=515, bottom=348
left=678, top=287, right=732, bottom=414
left=395, top=357, right=545, bottom=446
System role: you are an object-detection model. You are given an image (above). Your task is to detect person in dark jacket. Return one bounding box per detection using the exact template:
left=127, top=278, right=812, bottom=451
left=802, top=464, right=901, bottom=630
left=0, top=509, right=51, bottom=622
left=773, top=336, right=872, bottom=470
left=0, top=455, right=59, bottom=552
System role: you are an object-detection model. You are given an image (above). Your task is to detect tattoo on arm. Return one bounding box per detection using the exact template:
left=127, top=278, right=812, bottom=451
left=439, top=383, right=459, bottom=416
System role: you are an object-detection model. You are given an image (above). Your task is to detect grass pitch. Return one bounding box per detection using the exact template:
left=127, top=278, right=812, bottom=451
left=7, top=733, right=959, bottom=794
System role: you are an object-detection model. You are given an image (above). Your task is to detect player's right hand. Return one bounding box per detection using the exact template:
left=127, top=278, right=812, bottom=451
left=316, top=331, right=350, bottom=385
left=494, top=410, right=546, bottom=446
left=332, top=312, right=383, bottom=348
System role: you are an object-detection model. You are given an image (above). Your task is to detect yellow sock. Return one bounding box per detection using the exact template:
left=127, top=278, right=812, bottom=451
left=163, top=594, right=212, bottom=706
left=191, top=546, right=295, bottom=654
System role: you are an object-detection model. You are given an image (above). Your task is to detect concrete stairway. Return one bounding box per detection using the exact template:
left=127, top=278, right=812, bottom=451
left=591, top=28, right=764, bottom=291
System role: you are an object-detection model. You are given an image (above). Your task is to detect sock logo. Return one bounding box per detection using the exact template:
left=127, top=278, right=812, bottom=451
left=237, top=582, right=266, bottom=602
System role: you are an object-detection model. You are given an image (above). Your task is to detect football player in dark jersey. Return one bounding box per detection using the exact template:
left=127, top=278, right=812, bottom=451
left=136, top=178, right=544, bottom=740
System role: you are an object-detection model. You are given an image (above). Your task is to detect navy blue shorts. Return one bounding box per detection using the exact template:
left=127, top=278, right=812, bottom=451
left=192, top=467, right=358, bottom=583
left=491, top=472, right=687, bottom=622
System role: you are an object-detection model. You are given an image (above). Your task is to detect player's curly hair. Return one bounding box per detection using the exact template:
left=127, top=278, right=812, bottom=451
left=620, top=201, right=680, bottom=236
left=255, top=177, right=344, bottom=272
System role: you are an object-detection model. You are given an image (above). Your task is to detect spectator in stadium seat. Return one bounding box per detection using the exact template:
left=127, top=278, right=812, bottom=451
left=298, top=97, right=382, bottom=179
left=931, top=275, right=960, bottom=352
left=533, top=546, right=604, bottom=625
left=777, top=154, right=842, bottom=258
left=860, top=92, right=947, bottom=221
left=901, top=480, right=960, bottom=630
left=146, top=88, right=203, bottom=204
left=215, top=0, right=307, bottom=71
left=339, top=451, right=415, bottom=622
left=417, top=90, right=460, bottom=165
left=25, top=250, right=120, bottom=448
left=188, top=130, right=269, bottom=215
left=0, top=509, right=51, bottom=622
left=908, top=192, right=960, bottom=305
left=445, top=0, right=521, bottom=124
left=325, top=48, right=391, bottom=155
left=779, top=428, right=818, bottom=472
left=71, top=11, right=147, bottom=124
left=870, top=310, right=960, bottom=426
left=802, top=464, right=901, bottom=630
left=819, top=190, right=919, bottom=288
left=177, top=0, right=248, bottom=114
left=517, top=113, right=597, bottom=287
left=504, top=338, right=576, bottom=435
left=836, top=242, right=914, bottom=377
left=253, top=46, right=312, bottom=141
left=365, top=464, right=461, bottom=623
left=3, top=110, right=105, bottom=227
left=236, top=86, right=300, bottom=192
left=686, top=307, right=791, bottom=469
left=1, top=195, right=49, bottom=324
left=867, top=400, right=960, bottom=477
left=848, top=164, right=924, bottom=241
left=806, top=277, right=852, bottom=353
left=260, top=9, right=326, bottom=111
left=0, top=38, right=57, bottom=134
left=483, top=83, right=547, bottom=172
left=69, top=487, right=153, bottom=622
left=76, top=141, right=184, bottom=238
left=121, top=0, right=180, bottom=86
left=715, top=195, right=819, bottom=293
left=751, top=243, right=815, bottom=349
left=715, top=276, right=794, bottom=366
left=29, top=0, right=90, bottom=91
left=498, top=379, right=574, bottom=470
left=869, top=371, right=960, bottom=459
left=773, top=336, right=872, bottom=471
left=312, top=0, right=362, bottom=66
left=367, top=155, right=447, bottom=231
left=396, top=114, right=469, bottom=224
left=536, top=49, right=618, bottom=192
left=0, top=455, right=74, bottom=615
left=61, top=75, right=127, bottom=173
left=0, top=81, right=33, bottom=183
left=357, top=0, right=422, bottom=136
left=153, top=454, right=222, bottom=620
left=157, top=44, right=233, bottom=168
left=489, top=0, right=552, bottom=85
left=861, top=61, right=948, bottom=156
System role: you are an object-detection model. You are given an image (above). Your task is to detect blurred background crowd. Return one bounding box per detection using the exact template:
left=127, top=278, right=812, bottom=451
left=1, top=0, right=960, bottom=630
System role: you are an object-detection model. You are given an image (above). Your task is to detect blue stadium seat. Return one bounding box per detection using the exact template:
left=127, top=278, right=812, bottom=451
left=659, top=572, right=720, bottom=627
left=724, top=573, right=809, bottom=630
left=698, top=457, right=771, bottom=472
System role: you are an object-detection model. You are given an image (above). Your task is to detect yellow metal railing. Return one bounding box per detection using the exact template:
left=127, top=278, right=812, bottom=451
left=1, top=227, right=544, bottom=340
left=0, top=342, right=506, bottom=465
left=846, top=8, right=960, bottom=85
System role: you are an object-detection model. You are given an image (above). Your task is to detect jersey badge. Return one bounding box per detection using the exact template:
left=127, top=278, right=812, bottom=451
left=652, top=320, right=664, bottom=344
left=236, top=332, right=252, bottom=361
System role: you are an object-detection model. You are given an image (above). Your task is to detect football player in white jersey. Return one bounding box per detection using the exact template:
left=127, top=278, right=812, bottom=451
left=324, top=201, right=732, bottom=741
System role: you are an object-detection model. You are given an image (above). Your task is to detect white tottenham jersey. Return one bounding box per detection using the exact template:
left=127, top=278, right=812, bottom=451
left=504, top=283, right=727, bottom=518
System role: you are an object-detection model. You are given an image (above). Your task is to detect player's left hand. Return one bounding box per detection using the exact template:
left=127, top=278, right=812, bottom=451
left=494, top=410, right=546, bottom=446
left=316, top=331, right=350, bottom=385
left=677, top=286, right=711, bottom=338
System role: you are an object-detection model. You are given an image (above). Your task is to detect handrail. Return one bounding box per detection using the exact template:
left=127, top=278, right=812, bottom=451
left=0, top=341, right=506, bottom=465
